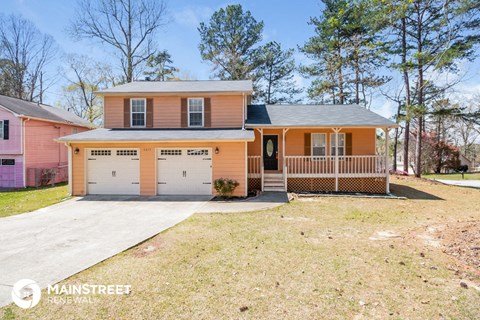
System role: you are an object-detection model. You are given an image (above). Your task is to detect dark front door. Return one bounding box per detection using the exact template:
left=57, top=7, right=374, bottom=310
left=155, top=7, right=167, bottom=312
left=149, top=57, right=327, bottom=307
left=263, top=135, right=278, bottom=170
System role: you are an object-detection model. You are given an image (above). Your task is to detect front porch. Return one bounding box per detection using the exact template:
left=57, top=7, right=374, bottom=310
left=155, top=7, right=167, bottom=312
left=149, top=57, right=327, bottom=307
left=247, top=127, right=390, bottom=194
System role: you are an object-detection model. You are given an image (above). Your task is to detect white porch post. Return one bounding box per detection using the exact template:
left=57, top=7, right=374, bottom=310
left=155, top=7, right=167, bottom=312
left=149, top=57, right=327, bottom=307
left=244, top=141, right=248, bottom=196
left=333, top=128, right=341, bottom=192
left=283, top=128, right=289, bottom=191
left=384, top=127, right=390, bottom=193
left=258, top=128, right=264, bottom=191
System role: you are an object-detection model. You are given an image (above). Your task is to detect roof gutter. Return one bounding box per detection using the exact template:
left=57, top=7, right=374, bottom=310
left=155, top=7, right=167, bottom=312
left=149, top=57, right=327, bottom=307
left=55, top=138, right=255, bottom=144
left=96, top=90, right=254, bottom=96
left=244, top=124, right=400, bottom=129
left=17, top=115, right=93, bottom=129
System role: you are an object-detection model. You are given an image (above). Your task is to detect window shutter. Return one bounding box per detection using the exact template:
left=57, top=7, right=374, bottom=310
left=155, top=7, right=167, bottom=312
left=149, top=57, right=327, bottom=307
left=146, top=98, right=153, bottom=128
left=346, top=132, right=352, bottom=155
left=181, top=98, right=188, bottom=127
left=123, top=99, right=130, bottom=128
left=3, top=120, right=9, bottom=140
left=304, top=133, right=311, bottom=156
left=204, top=98, right=211, bottom=127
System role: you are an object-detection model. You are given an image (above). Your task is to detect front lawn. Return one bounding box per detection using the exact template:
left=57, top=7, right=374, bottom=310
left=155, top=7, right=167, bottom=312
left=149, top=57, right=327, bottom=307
left=0, top=184, right=69, bottom=218
left=2, top=177, right=480, bottom=319
left=424, top=172, right=480, bottom=180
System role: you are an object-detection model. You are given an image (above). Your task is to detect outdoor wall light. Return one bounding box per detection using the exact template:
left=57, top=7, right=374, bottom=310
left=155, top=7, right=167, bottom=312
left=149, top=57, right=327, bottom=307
left=215, top=147, right=219, bottom=154
left=74, top=148, right=80, bottom=155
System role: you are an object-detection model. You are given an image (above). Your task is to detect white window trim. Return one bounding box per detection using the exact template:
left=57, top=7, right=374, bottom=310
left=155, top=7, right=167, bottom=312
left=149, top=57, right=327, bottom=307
left=311, top=133, right=326, bottom=157
left=330, top=132, right=346, bottom=156
left=0, top=120, right=3, bottom=139
left=187, top=97, right=204, bottom=127
left=130, top=98, right=146, bottom=128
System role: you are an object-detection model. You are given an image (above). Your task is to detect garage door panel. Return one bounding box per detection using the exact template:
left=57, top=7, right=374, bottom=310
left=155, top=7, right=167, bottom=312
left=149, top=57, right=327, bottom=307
left=157, top=148, right=212, bottom=195
left=87, top=149, right=140, bottom=195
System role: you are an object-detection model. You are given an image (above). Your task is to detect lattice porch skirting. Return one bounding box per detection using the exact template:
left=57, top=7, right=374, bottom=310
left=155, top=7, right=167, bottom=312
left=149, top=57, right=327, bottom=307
left=286, top=177, right=386, bottom=194
left=248, top=178, right=262, bottom=191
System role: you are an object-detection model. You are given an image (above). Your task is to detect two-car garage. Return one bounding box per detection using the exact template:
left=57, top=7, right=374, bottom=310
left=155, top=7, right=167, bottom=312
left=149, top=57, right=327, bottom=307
left=63, top=128, right=254, bottom=197
left=86, top=148, right=213, bottom=195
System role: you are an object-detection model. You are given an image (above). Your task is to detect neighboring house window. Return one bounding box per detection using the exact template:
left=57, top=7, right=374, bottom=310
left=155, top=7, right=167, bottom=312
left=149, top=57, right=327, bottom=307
left=131, top=98, right=146, bottom=127
left=0, top=121, right=3, bottom=139
left=330, top=133, right=345, bottom=156
left=1, top=159, right=15, bottom=166
left=311, top=133, right=326, bottom=157
left=72, top=128, right=78, bottom=134
left=188, top=98, right=204, bottom=127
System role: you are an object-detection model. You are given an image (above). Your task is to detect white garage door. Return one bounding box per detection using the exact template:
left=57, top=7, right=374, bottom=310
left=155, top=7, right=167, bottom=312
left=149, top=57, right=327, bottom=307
left=157, top=148, right=212, bottom=195
left=87, top=148, right=140, bottom=195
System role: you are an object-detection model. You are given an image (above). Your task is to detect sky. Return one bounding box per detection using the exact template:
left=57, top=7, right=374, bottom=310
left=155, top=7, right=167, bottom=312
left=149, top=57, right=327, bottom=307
left=2, top=0, right=480, bottom=120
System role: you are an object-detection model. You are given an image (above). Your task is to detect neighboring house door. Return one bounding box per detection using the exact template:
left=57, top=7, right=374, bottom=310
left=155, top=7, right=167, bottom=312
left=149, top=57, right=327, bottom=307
left=263, top=135, right=278, bottom=170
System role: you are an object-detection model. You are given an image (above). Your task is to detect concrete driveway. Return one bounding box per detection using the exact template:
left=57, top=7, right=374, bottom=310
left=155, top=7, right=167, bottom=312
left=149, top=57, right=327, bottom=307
left=0, top=195, right=210, bottom=307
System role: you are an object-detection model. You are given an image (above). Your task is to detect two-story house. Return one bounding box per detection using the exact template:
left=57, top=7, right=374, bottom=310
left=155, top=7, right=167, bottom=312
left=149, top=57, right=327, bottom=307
left=58, top=80, right=397, bottom=197
left=0, top=95, right=91, bottom=188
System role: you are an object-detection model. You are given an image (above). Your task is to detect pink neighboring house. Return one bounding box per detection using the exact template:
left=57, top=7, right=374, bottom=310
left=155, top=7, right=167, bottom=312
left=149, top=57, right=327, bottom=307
left=0, top=95, right=91, bottom=188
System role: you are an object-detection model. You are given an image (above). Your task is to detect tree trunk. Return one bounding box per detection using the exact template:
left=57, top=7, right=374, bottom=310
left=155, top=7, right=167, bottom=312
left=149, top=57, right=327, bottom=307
left=355, top=45, right=360, bottom=105
left=414, top=1, right=423, bottom=178
left=393, top=128, right=398, bottom=172
left=337, top=45, right=344, bottom=104
left=267, top=66, right=273, bottom=104
left=127, top=0, right=133, bottom=82
left=39, top=72, right=43, bottom=104
left=401, top=17, right=411, bottom=174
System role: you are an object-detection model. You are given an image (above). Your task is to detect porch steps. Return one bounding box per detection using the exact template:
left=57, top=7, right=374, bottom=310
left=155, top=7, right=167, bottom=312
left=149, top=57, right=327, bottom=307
left=263, top=173, right=286, bottom=192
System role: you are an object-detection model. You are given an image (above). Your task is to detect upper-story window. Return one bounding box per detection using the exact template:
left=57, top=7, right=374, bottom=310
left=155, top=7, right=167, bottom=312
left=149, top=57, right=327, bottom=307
left=311, top=133, right=326, bottom=156
left=188, top=98, right=204, bottom=127
left=131, top=98, right=146, bottom=127
left=330, top=133, right=345, bottom=156
left=0, top=121, right=3, bottom=139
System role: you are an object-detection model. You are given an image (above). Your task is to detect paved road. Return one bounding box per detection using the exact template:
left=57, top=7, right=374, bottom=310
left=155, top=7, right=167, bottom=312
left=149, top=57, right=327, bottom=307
left=0, top=195, right=210, bottom=307
left=434, top=179, right=480, bottom=189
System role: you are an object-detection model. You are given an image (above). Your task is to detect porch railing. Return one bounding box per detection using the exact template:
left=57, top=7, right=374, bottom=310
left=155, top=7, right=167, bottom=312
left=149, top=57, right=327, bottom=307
left=249, top=155, right=386, bottom=178
left=247, top=156, right=261, bottom=178
left=285, top=155, right=386, bottom=177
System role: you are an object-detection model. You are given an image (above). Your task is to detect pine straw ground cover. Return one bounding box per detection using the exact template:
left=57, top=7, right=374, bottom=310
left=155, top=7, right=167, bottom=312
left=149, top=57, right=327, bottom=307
left=2, top=176, right=479, bottom=319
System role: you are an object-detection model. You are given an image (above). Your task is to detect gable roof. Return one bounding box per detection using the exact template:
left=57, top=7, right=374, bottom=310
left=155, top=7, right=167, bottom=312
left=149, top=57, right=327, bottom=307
left=97, top=80, right=253, bottom=94
left=0, top=95, right=91, bottom=127
left=246, top=104, right=398, bottom=128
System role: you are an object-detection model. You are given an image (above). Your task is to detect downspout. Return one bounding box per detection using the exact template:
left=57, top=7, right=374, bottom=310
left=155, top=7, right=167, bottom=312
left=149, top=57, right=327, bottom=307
left=65, top=142, right=73, bottom=196
left=244, top=141, right=248, bottom=196
left=242, top=92, right=245, bottom=130
left=22, top=117, right=31, bottom=188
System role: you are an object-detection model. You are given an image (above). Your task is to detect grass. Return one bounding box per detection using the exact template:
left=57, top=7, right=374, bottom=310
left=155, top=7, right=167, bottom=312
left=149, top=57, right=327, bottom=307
left=0, top=183, right=69, bottom=218
left=424, top=172, right=480, bottom=180
left=2, top=177, right=480, bottom=319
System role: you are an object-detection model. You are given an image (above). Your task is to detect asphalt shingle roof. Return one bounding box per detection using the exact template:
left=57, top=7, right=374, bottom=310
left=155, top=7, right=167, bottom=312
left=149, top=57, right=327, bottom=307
left=0, top=95, right=91, bottom=127
left=98, top=80, right=253, bottom=94
left=246, top=104, right=397, bottom=128
left=57, top=128, right=255, bottom=142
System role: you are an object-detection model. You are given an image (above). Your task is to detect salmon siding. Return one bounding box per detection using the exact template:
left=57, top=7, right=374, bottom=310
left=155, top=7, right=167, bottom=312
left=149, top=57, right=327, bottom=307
left=60, top=80, right=396, bottom=196
left=104, top=95, right=245, bottom=129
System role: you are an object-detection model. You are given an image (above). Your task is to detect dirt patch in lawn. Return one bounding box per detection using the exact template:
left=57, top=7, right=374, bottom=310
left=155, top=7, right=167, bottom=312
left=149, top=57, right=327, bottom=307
left=437, top=221, right=480, bottom=272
